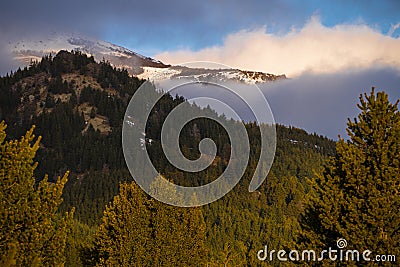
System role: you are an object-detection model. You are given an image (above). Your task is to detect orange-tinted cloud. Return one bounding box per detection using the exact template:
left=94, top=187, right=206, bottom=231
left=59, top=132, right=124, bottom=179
left=155, top=17, right=400, bottom=77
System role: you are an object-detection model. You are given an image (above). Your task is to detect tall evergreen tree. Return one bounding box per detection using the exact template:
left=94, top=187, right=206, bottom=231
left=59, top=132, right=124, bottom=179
left=0, top=122, right=72, bottom=267
left=298, top=89, right=399, bottom=266
left=149, top=176, right=207, bottom=266
left=95, top=178, right=207, bottom=266
left=95, top=182, right=151, bottom=266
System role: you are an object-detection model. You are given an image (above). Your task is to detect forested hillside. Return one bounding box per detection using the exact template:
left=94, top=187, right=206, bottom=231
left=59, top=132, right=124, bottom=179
left=0, top=51, right=338, bottom=266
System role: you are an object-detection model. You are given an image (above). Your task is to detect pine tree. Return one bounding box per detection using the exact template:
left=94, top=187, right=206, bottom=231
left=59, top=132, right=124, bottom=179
left=0, top=122, right=72, bottom=267
left=95, top=182, right=151, bottom=266
left=95, top=178, right=207, bottom=266
left=298, top=89, right=400, bottom=266
left=149, top=176, right=207, bottom=266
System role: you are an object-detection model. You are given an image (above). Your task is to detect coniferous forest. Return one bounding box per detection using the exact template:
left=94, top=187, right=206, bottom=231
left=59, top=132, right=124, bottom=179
left=0, top=51, right=398, bottom=266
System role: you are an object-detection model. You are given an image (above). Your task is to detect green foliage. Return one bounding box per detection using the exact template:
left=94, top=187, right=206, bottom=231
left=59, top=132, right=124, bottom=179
left=64, top=219, right=97, bottom=267
left=61, top=169, right=133, bottom=226
left=95, top=180, right=207, bottom=266
left=0, top=122, right=72, bottom=267
left=299, top=89, right=400, bottom=266
left=204, top=175, right=305, bottom=266
left=95, top=182, right=151, bottom=266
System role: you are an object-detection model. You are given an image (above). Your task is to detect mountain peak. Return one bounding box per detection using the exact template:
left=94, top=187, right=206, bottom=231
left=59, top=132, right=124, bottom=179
left=9, top=34, right=286, bottom=84
left=9, top=34, right=168, bottom=75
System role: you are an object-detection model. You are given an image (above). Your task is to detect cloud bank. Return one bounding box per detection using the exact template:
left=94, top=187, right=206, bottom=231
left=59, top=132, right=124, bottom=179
left=155, top=17, right=400, bottom=77
left=261, top=67, right=400, bottom=139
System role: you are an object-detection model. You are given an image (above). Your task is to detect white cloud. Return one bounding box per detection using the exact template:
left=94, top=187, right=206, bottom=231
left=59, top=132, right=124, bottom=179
left=155, top=17, right=400, bottom=77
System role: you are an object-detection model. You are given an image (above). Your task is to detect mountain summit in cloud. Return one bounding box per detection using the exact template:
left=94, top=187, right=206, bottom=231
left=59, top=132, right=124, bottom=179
left=8, top=34, right=285, bottom=84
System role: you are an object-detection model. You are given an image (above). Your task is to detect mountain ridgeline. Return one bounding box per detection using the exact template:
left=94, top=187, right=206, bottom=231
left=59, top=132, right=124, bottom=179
left=0, top=51, right=336, bottom=266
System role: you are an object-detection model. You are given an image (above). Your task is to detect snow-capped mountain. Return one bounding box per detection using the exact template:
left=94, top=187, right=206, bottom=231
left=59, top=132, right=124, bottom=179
left=9, top=34, right=168, bottom=75
left=9, top=34, right=286, bottom=84
left=138, top=66, right=286, bottom=84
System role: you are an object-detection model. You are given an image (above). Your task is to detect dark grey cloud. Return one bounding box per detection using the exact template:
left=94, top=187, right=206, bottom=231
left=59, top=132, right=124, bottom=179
left=261, top=68, right=400, bottom=139
left=0, top=0, right=302, bottom=54
left=0, top=47, right=19, bottom=76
